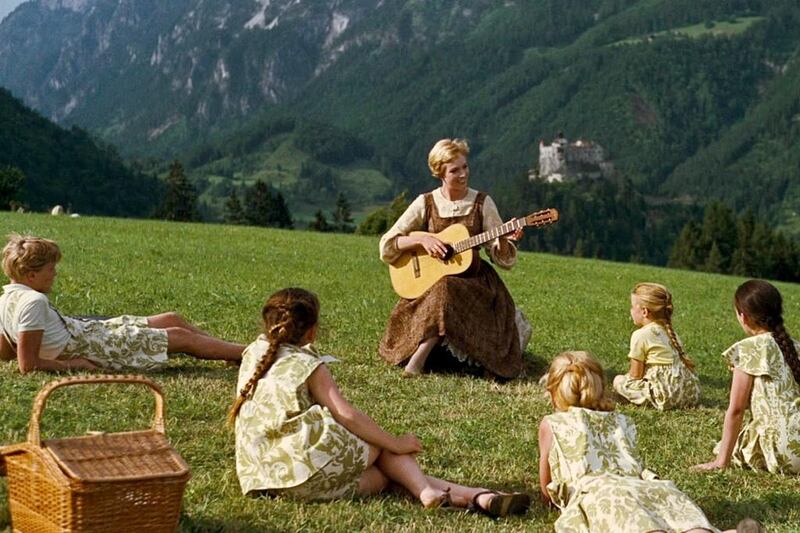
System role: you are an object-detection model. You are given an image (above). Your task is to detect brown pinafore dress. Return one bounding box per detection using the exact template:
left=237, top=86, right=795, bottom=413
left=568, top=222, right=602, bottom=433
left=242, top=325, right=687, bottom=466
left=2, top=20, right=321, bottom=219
left=379, top=192, right=523, bottom=379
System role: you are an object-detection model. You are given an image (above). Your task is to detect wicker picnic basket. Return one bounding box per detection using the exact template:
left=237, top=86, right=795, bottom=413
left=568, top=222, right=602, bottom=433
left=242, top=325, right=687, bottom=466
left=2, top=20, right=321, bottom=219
left=0, top=375, right=191, bottom=532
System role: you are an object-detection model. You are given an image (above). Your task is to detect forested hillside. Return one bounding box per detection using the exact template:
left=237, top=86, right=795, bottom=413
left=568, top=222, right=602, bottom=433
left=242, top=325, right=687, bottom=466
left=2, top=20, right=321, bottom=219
left=0, top=88, right=161, bottom=215
left=1, top=0, right=800, bottom=268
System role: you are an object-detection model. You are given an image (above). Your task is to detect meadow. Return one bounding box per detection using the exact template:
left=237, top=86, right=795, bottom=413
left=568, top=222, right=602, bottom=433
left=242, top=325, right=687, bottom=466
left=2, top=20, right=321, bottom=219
left=1, top=212, right=799, bottom=532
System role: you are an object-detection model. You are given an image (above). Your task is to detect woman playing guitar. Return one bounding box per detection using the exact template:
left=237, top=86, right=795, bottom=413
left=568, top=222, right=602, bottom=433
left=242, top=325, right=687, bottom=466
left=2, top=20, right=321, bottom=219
left=378, top=138, right=527, bottom=378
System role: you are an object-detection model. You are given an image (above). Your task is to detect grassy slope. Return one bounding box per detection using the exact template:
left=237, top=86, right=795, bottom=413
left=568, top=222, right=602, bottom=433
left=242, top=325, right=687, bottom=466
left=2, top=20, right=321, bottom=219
left=0, top=213, right=799, bottom=532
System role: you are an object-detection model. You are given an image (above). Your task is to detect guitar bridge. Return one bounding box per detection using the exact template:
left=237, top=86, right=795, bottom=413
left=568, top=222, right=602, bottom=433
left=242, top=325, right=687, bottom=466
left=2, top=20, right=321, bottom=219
left=412, top=253, right=420, bottom=278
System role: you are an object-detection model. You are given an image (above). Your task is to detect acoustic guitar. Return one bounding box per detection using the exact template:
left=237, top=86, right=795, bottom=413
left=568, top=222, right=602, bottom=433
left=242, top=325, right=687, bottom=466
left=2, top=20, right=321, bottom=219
left=389, top=208, right=560, bottom=299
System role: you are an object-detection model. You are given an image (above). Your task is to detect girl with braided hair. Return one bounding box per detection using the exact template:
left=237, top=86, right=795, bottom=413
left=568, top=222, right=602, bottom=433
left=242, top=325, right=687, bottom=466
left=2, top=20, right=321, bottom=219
left=613, top=282, right=701, bottom=410
left=694, top=279, right=800, bottom=474
left=539, top=351, right=725, bottom=532
left=232, top=287, right=530, bottom=516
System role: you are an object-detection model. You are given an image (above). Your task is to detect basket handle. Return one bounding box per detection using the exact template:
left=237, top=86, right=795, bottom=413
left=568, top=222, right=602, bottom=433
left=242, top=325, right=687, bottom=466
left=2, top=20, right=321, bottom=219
left=28, top=374, right=166, bottom=447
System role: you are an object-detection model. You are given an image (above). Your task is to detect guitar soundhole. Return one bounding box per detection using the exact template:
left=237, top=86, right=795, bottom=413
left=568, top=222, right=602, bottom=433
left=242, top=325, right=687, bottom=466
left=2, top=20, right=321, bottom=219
left=441, top=245, right=455, bottom=261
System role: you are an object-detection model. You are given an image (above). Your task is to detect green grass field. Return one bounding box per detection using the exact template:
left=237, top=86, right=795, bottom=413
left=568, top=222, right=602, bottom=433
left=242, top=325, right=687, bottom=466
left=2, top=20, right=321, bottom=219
left=1, top=212, right=799, bottom=532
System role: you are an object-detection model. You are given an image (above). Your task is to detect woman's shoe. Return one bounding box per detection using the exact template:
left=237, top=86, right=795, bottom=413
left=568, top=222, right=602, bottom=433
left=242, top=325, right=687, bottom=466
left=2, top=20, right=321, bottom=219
left=470, top=490, right=530, bottom=518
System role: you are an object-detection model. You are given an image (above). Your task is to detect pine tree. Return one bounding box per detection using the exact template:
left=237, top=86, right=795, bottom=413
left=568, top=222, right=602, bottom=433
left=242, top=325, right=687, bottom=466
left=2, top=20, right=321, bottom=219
left=704, top=241, right=724, bottom=273
left=156, top=160, right=199, bottom=221
left=332, top=192, right=354, bottom=233
left=243, top=180, right=293, bottom=229
left=244, top=180, right=273, bottom=227
left=668, top=221, right=703, bottom=270
left=699, top=202, right=737, bottom=272
left=224, top=189, right=246, bottom=225
left=309, top=209, right=331, bottom=232
left=0, top=165, right=25, bottom=210
left=271, top=191, right=294, bottom=229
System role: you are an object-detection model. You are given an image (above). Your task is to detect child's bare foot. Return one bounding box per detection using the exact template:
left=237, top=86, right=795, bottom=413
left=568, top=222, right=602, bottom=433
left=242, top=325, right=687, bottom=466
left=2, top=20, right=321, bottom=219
left=420, top=487, right=449, bottom=509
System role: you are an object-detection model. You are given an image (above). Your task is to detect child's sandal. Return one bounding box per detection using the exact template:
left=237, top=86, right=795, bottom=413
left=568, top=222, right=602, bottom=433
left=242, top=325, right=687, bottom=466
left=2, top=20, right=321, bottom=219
left=469, top=490, right=530, bottom=518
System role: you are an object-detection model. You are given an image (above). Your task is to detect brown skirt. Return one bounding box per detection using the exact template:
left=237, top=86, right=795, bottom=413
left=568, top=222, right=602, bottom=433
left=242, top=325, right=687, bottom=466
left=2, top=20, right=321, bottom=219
left=379, top=259, right=522, bottom=379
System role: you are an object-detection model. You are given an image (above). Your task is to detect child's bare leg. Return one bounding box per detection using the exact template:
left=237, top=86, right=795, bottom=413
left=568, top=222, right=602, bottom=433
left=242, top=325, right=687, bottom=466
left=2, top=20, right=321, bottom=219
left=422, top=476, right=487, bottom=508
left=374, top=450, right=447, bottom=507
left=148, top=312, right=209, bottom=335
left=357, top=446, right=390, bottom=496
left=166, top=327, right=244, bottom=361
left=404, top=337, right=440, bottom=376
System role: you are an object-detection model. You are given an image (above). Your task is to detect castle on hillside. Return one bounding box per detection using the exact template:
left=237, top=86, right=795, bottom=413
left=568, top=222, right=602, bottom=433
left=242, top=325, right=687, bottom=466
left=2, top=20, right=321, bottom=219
left=531, top=133, right=614, bottom=182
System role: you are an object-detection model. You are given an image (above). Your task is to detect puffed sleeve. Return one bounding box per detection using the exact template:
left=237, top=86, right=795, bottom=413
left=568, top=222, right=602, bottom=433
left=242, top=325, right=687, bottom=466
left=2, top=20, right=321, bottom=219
left=379, top=194, right=427, bottom=264
left=627, top=327, right=648, bottom=362
left=722, top=335, right=777, bottom=378
left=482, top=195, right=517, bottom=269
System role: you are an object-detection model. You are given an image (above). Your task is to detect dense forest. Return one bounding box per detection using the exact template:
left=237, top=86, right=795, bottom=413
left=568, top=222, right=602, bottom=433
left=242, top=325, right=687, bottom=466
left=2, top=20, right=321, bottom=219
left=0, top=88, right=161, bottom=215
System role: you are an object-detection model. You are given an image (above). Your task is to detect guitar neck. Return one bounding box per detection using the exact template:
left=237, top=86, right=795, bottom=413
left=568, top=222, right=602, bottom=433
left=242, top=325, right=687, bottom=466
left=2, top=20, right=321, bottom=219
left=452, top=219, right=525, bottom=254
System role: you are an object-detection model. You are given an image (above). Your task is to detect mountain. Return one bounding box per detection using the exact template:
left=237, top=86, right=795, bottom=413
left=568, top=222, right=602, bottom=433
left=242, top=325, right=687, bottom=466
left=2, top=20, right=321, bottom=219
left=1, top=0, right=799, bottom=232
left=0, top=86, right=161, bottom=214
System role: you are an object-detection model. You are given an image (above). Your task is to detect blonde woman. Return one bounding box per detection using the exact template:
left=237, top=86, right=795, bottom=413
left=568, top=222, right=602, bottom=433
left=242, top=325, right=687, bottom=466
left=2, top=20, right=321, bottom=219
left=539, top=351, right=728, bottom=532
left=612, top=282, right=700, bottom=410
left=379, top=138, right=527, bottom=378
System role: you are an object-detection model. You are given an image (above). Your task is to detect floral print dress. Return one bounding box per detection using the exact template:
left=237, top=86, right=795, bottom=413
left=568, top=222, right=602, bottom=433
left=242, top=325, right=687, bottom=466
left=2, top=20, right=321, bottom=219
left=721, top=333, right=800, bottom=474
left=235, top=336, right=370, bottom=500
left=614, top=322, right=700, bottom=410
left=545, top=407, right=717, bottom=533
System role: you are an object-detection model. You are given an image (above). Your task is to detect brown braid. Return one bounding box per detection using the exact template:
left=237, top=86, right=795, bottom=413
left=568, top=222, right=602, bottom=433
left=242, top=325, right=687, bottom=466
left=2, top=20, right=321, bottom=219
left=632, top=282, right=695, bottom=370
left=735, top=279, right=800, bottom=385
left=227, top=288, right=320, bottom=425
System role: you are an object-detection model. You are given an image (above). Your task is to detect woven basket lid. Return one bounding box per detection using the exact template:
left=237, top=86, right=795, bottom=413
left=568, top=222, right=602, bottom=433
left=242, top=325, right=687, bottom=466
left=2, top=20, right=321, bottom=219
left=43, top=430, right=190, bottom=482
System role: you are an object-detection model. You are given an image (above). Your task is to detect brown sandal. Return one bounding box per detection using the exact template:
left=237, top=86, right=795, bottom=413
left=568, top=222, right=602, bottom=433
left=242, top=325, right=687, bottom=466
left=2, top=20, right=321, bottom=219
left=470, top=490, right=530, bottom=518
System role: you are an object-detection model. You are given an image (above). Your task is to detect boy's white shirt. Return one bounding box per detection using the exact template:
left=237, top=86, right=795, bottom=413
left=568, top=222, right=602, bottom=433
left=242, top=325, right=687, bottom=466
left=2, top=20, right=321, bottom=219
left=0, top=283, right=71, bottom=359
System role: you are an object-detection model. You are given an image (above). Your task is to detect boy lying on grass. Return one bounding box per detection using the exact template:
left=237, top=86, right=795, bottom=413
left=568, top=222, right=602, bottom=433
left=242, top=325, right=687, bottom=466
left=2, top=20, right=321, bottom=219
left=0, top=234, right=244, bottom=373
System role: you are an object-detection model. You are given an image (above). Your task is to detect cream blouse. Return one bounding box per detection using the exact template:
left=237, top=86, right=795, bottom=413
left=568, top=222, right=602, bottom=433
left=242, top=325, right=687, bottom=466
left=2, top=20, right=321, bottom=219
left=378, top=188, right=517, bottom=269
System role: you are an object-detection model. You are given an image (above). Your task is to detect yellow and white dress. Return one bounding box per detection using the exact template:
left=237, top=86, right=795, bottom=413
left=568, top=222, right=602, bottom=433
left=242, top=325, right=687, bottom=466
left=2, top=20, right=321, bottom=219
left=721, top=333, right=800, bottom=474
left=234, top=336, right=371, bottom=500
left=614, top=322, right=700, bottom=410
left=545, top=407, right=718, bottom=533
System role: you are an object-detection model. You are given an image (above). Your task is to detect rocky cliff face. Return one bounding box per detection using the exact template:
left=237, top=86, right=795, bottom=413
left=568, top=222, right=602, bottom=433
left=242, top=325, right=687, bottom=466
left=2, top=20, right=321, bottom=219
left=0, top=0, right=460, bottom=153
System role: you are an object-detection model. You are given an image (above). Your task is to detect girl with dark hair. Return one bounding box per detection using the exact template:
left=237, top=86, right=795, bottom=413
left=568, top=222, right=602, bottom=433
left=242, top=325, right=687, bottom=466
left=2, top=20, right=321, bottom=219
left=693, top=279, right=800, bottom=474
left=231, top=287, right=530, bottom=515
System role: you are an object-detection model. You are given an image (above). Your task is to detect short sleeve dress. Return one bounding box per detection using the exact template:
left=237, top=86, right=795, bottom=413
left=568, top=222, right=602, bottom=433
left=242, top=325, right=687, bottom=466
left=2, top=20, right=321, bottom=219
left=545, top=407, right=717, bottom=533
left=720, top=333, right=800, bottom=474
left=234, top=336, right=371, bottom=500
left=613, top=322, right=700, bottom=410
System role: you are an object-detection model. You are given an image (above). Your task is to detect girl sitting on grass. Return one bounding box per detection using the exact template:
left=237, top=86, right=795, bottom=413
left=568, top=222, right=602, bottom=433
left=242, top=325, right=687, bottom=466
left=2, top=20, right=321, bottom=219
left=693, top=279, right=800, bottom=474
left=539, top=351, right=728, bottom=532
left=0, top=234, right=244, bottom=373
left=613, top=282, right=701, bottom=410
left=230, top=287, right=530, bottom=516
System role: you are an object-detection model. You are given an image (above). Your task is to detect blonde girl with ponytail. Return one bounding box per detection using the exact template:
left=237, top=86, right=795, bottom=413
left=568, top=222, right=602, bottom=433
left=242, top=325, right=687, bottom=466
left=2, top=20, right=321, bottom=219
left=612, top=282, right=701, bottom=410
left=232, top=287, right=530, bottom=516
left=694, top=279, right=800, bottom=474
left=539, top=351, right=725, bottom=532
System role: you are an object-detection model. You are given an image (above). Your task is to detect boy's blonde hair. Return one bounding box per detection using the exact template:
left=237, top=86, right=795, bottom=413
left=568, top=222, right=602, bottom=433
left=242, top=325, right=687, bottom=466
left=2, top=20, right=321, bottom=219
left=545, top=351, right=614, bottom=412
left=632, top=282, right=695, bottom=370
left=2, top=234, right=61, bottom=281
left=427, top=138, right=469, bottom=179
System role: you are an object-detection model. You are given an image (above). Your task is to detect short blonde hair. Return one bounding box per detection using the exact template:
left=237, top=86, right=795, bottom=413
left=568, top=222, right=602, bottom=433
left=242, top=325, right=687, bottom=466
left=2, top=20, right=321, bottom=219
left=2, top=234, right=61, bottom=280
left=545, top=351, right=614, bottom=412
left=427, top=138, right=469, bottom=179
